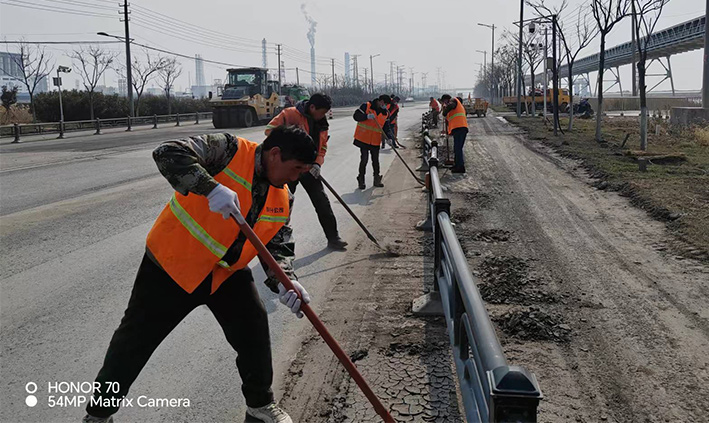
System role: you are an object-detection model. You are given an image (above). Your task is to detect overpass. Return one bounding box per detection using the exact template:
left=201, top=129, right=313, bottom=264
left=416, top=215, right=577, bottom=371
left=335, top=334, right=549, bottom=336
left=528, top=15, right=705, bottom=96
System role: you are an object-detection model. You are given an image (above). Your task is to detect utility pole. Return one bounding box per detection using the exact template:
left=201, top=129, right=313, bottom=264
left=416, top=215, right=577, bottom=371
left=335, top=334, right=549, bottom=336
left=331, top=58, right=335, bottom=90
left=262, top=38, right=268, bottom=68
left=385, top=74, right=388, bottom=92
left=276, top=44, right=282, bottom=93
left=296, top=67, right=299, bottom=85
left=421, top=72, right=428, bottom=96
left=544, top=26, right=548, bottom=120
left=122, top=0, right=134, bottom=117
left=552, top=14, right=559, bottom=136
left=410, top=68, right=415, bottom=96
left=476, top=50, right=487, bottom=96
left=389, top=61, right=395, bottom=92
left=703, top=0, right=709, bottom=107
left=516, top=1, right=524, bottom=117
left=631, top=5, right=637, bottom=96
left=364, top=68, right=368, bottom=94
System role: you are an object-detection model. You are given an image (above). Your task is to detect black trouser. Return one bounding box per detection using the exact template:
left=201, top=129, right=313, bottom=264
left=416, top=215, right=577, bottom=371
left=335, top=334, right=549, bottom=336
left=432, top=110, right=440, bottom=126
left=288, top=171, right=339, bottom=241
left=358, top=144, right=381, bottom=177
left=86, top=254, right=273, bottom=418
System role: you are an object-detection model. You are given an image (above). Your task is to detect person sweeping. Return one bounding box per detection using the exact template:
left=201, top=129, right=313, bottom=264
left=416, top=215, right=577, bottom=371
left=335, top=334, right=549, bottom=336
left=352, top=94, right=395, bottom=189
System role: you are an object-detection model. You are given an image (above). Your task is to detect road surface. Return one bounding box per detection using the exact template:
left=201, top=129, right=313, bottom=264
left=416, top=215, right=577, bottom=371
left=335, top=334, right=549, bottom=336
left=0, top=103, right=428, bottom=423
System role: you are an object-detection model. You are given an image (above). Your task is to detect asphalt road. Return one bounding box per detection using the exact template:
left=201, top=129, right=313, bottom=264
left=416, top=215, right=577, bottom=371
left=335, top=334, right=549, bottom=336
left=0, top=103, right=428, bottom=423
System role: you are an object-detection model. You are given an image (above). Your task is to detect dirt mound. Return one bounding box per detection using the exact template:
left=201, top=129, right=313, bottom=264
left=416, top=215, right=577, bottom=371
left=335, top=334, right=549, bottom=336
left=471, top=229, right=511, bottom=242
left=496, top=307, right=571, bottom=342
left=477, top=256, right=556, bottom=304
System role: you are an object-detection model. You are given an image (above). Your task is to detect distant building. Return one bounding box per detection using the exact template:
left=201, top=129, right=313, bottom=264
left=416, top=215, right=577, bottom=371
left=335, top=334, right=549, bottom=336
left=118, top=78, right=127, bottom=97
left=146, top=86, right=162, bottom=96
left=96, top=85, right=117, bottom=95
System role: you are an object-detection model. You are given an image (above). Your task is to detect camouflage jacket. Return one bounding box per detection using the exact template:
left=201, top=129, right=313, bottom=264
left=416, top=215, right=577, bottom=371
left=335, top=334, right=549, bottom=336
left=151, top=133, right=295, bottom=293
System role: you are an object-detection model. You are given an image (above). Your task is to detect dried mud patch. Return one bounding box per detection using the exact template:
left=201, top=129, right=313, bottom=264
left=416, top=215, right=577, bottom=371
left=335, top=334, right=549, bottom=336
left=476, top=256, right=557, bottom=304
left=495, top=306, right=572, bottom=343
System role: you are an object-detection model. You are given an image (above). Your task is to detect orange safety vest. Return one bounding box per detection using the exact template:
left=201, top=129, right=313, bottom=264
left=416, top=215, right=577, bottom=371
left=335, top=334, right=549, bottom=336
left=429, top=99, right=440, bottom=111
left=265, top=107, right=329, bottom=165
left=387, top=103, right=399, bottom=125
left=146, top=137, right=290, bottom=294
left=354, top=102, right=388, bottom=147
left=445, top=98, right=468, bottom=134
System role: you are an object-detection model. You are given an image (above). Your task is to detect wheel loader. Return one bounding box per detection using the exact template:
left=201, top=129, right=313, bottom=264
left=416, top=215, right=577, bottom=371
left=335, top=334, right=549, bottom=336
left=211, top=67, right=282, bottom=128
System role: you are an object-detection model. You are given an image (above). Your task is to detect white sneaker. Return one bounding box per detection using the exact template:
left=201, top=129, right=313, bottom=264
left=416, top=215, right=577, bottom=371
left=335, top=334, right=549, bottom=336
left=246, top=402, right=293, bottom=423
left=81, top=415, right=113, bottom=423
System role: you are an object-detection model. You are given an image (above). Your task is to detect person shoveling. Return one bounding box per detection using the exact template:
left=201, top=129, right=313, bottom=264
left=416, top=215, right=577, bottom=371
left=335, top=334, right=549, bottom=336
left=82, top=126, right=393, bottom=423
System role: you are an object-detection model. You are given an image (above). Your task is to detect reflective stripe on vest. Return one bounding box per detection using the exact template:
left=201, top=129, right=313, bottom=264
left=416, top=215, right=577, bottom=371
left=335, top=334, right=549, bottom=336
left=146, top=137, right=289, bottom=294
left=446, top=99, right=468, bottom=134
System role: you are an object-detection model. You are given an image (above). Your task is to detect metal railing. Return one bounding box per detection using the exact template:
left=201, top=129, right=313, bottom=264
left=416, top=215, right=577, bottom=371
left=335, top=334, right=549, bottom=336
left=1, top=112, right=213, bottom=142
left=415, top=114, right=543, bottom=422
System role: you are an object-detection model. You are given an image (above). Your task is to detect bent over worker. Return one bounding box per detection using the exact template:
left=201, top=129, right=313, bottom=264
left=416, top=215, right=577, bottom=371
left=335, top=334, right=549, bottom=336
left=82, top=126, right=317, bottom=423
left=429, top=96, right=440, bottom=127
left=353, top=94, right=395, bottom=189
left=440, top=94, right=469, bottom=173
left=265, top=93, right=348, bottom=251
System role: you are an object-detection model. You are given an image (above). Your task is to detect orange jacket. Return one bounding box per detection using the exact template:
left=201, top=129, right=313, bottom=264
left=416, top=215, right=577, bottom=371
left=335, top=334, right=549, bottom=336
left=146, top=137, right=289, bottom=294
left=265, top=106, right=328, bottom=165
left=354, top=102, right=388, bottom=147
left=445, top=98, right=468, bottom=134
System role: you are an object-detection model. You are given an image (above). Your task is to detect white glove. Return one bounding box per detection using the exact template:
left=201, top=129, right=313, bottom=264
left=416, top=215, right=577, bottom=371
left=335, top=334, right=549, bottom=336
left=207, top=184, right=240, bottom=219
left=309, top=163, right=321, bottom=178
left=278, top=280, right=311, bottom=318
left=367, top=113, right=376, bottom=120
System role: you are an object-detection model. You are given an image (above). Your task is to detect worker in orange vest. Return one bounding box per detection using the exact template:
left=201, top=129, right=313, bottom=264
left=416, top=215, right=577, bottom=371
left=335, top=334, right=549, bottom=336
left=353, top=94, right=394, bottom=189
left=82, top=126, right=317, bottom=423
left=384, top=95, right=402, bottom=149
left=429, top=96, right=440, bottom=127
left=265, top=93, right=348, bottom=251
left=440, top=94, right=469, bottom=173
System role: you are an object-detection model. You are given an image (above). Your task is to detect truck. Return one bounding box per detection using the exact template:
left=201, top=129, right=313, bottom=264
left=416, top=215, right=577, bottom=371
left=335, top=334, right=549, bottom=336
left=502, top=88, right=571, bottom=113
left=211, top=67, right=281, bottom=128
left=281, top=84, right=310, bottom=108
left=463, top=97, right=489, bottom=117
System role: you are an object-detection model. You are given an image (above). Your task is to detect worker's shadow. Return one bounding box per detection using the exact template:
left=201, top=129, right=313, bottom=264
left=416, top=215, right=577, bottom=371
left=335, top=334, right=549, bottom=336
left=293, top=247, right=331, bottom=269
left=339, top=188, right=375, bottom=207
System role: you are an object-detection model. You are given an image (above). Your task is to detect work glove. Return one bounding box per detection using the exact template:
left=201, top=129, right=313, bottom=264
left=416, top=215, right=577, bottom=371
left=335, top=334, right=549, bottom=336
left=278, top=280, right=311, bottom=318
left=367, top=113, right=376, bottom=120
left=309, top=163, right=321, bottom=179
left=207, top=183, right=241, bottom=219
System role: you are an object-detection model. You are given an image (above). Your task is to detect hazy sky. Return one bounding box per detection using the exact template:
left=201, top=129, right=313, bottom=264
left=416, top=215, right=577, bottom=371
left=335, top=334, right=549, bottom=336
left=0, top=0, right=704, bottom=94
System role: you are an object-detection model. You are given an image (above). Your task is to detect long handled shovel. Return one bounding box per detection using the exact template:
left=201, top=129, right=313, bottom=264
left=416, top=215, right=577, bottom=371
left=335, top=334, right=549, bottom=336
left=371, top=118, right=425, bottom=186
left=320, top=176, right=381, bottom=249
left=229, top=213, right=394, bottom=422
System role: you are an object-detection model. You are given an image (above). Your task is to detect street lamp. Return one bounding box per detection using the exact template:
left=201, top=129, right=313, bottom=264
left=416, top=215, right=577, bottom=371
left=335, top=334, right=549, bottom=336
left=97, top=31, right=134, bottom=117
left=370, top=54, right=380, bottom=93
left=55, top=65, right=71, bottom=138
left=478, top=23, right=496, bottom=105
left=476, top=50, right=487, bottom=97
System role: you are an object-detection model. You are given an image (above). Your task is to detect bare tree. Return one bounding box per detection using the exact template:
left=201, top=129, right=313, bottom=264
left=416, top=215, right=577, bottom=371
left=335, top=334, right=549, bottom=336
left=591, top=0, right=630, bottom=142
left=1, top=85, right=18, bottom=124
left=633, top=0, right=669, bottom=150
left=158, top=57, right=182, bottom=115
left=130, top=50, right=168, bottom=116
left=503, top=30, right=544, bottom=114
left=2, top=42, right=53, bottom=122
left=530, top=1, right=597, bottom=130
left=70, top=46, right=117, bottom=120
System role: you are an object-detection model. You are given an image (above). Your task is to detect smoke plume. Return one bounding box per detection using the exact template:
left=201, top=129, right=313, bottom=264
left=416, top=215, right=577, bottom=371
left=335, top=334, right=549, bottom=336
left=301, top=3, right=317, bottom=48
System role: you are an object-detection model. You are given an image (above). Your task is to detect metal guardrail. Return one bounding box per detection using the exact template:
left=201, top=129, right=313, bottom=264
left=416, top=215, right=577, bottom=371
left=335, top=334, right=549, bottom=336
left=414, top=113, right=542, bottom=422
left=1, top=112, right=213, bottom=142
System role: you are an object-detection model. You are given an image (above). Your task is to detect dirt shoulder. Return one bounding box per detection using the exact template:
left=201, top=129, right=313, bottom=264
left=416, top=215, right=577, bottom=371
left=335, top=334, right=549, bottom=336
left=504, top=114, right=709, bottom=262
left=443, top=114, right=709, bottom=422
left=280, top=129, right=464, bottom=422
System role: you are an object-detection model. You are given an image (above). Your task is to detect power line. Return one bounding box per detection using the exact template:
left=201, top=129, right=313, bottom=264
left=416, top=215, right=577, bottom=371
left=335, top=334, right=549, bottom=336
left=0, top=0, right=115, bottom=18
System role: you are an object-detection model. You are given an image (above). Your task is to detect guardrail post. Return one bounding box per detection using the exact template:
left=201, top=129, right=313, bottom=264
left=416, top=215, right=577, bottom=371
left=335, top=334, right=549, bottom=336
left=94, top=118, right=102, bottom=135
left=175, top=113, right=180, bottom=126
left=12, top=123, right=20, bottom=143
left=153, top=114, right=158, bottom=129
left=126, top=115, right=132, bottom=132
left=57, top=120, right=65, bottom=139
left=416, top=129, right=430, bottom=172
left=488, top=366, right=543, bottom=422
left=195, top=112, right=200, bottom=124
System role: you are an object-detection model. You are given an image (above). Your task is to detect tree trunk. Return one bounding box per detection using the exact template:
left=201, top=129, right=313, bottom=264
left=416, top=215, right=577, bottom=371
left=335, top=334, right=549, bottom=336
left=595, top=33, right=606, bottom=142
left=89, top=91, right=95, bottom=121
left=568, top=62, right=574, bottom=131
left=638, top=60, right=648, bottom=151
left=29, top=92, right=36, bottom=123
left=135, top=94, right=141, bottom=117
left=167, top=91, right=171, bottom=115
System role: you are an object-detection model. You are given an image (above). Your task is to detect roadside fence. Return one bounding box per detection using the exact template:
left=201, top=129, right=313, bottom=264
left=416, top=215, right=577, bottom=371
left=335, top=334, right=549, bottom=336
left=413, top=113, right=543, bottom=422
left=1, top=112, right=213, bottom=143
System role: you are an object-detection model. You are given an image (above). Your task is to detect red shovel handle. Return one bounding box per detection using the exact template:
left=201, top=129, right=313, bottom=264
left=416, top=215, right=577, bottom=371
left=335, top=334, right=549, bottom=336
left=230, top=215, right=394, bottom=422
